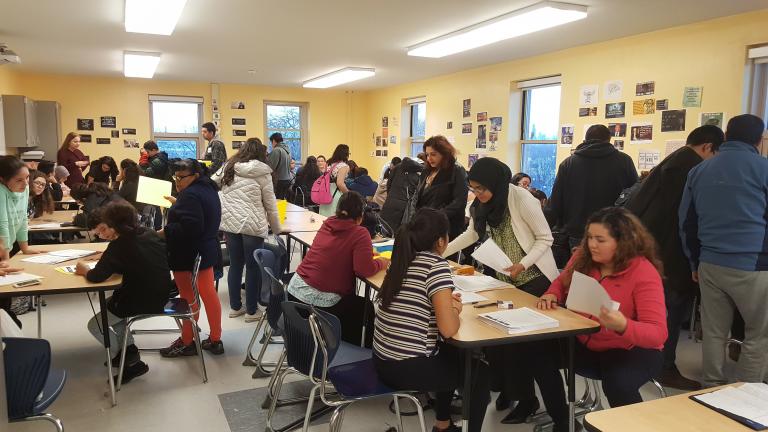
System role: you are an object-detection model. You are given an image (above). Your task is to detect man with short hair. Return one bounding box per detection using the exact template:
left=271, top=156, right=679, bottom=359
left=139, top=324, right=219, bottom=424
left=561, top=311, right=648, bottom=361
left=201, top=122, right=227, bottom=175
left=628, top=125, right=724, bottom=390
left=267, top=132, right=292, bottom=199
left=549, top=124, right=638, bottom=248
left=139, top=141, right=170, bottom=181
left=679, top=114, right=768, bottom=387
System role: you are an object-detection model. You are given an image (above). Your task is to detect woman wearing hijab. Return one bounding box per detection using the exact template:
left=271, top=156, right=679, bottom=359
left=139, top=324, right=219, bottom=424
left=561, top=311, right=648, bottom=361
left=442, top=157, right=559, bottom=424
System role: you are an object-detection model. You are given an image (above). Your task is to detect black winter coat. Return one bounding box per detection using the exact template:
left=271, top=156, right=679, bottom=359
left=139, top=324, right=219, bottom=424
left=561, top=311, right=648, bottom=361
left=164, top=178, right=222, bottom=271
left=414, top=164, right=468, bottom=240
left=379, top=158, right=424, bottom=235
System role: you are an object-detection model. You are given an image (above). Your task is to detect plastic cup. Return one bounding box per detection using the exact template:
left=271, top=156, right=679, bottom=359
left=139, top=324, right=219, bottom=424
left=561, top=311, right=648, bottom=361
left=277, top=199, right=287, bottom=223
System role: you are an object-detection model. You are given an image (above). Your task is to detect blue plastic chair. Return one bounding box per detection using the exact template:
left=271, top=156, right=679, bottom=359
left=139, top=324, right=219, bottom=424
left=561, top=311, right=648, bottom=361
left=4, top=337, right=66, bottom=431
left=266, top=301, right=425, bottom=432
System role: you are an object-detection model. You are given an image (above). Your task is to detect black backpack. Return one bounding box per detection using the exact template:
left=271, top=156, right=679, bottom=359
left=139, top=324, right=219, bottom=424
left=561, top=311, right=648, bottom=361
left=614, top=180, right=643, bottom=207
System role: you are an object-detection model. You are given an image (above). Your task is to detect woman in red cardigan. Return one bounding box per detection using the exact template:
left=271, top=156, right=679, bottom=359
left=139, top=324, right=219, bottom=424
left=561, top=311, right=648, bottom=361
left=286, top=191, right=389, bottom=346
left=508, top=207, right=667, bottom=430
left=56, top=132, right=89, bottom=188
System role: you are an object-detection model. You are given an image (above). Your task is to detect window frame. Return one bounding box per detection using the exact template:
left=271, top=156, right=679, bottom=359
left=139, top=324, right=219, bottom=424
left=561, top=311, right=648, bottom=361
left=408, top=98, right=426, bottom=158
left=518, top=81, right=562, bottom=195
left=148, top=95, right=204, bottom=158
left=263, top=100, right=308, bottom=162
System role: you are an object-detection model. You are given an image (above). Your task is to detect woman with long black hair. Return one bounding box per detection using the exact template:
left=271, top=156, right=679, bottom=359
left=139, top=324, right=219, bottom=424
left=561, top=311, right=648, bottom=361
left=318, top=144, right=351, bottom=217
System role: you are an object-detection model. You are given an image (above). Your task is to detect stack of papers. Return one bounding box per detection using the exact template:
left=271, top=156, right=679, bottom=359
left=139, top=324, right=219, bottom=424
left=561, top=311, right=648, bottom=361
left=0, top=273, right=44, bottom=287
left=471, top=239, right=513, bottom=276
left=455, top=291, right=488, bottom=304
left=453, top=274, right=508, bottom=292
left=29, top=223, right=62, bottom=229
left=691, top=383, right=768, bottom=430
left=566, top=271, right=620, bottom=316
left=478, top=307, right=559, bottom=334
left=22, top=249, right=97, bottom=265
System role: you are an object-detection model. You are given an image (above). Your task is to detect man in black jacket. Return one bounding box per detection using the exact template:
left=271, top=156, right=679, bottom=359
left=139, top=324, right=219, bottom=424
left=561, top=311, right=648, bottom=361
left=627, top=125, right=724, bottom=390
left=379, top=156, right=424, bottom=236
left=549, top=124, right=638, bottom=249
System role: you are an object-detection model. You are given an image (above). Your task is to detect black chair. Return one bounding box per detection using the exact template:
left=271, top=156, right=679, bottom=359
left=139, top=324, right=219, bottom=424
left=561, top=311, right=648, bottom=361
left=4, top=337, right=66, bottom=431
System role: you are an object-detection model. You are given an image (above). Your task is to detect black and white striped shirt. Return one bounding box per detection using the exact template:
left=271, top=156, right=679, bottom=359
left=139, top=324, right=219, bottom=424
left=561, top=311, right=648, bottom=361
left=373, top=251, right=454, bottom=361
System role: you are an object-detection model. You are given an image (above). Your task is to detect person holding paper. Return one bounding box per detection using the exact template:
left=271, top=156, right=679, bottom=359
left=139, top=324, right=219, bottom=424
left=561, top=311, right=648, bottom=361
left=527, top=208, right=666, bottom=427
left=212, top=138, right=283, bottom=322
left=442, top=157, right=559, bottom=422
left=374, top=208, right=489, bottom=432
left=158, top=159, right=225, bottom=357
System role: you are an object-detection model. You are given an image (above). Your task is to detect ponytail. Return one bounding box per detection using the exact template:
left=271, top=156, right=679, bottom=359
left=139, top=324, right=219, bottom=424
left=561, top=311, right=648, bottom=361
left=377, top=207, right=449, bottom=309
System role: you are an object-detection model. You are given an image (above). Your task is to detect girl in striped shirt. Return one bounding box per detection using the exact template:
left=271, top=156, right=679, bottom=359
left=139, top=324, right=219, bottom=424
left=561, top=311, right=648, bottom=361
left=373, top=207, right=489, bottom=432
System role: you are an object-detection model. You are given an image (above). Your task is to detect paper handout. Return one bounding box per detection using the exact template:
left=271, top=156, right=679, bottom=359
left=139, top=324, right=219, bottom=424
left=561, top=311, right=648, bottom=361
left=0, top=273, right=44, bottom=286
left=455, top=291, right=489, bottom=304
left=471, top=238, right=513, bottom=276
left=453, top=274, right=508, bottom=292
left=137, top=176, right=174, bottom=208
left=566, top=271, right=619, bottom=316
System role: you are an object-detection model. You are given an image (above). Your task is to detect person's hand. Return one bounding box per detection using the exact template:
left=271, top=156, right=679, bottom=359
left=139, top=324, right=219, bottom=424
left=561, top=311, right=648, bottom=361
left=537, top=294, right=559, bottom=310
left=377, top=257, right=391, bottom=268
left=598, top=306, right=628, bottom=333
left=76, top=160, right=89, bottom=168
left=75, top=261, right=91, bottom=276
left=48, top=173, right=58, bottom=184
left=156, top=229, right=165, bottom=239
left=163, top=196, right=176, bottom=205
left=691, top=271, right=699, bottom=283
left=0, top=249, right=9, bottom=262
left=115, top=172, right=124, bottom=182
left=504, top=263, right=525, bottom=278
left=85, top=252, right=102, bottom=261
left=21, top=248, right=44, bottom=255
left=0, top=261, right=23, bottom=276
left=451, top=291, right=463, bottom=314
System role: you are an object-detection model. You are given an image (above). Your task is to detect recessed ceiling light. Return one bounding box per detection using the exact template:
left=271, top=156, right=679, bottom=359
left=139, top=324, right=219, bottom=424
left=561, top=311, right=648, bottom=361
left=407, top=1, right=587, bottom=58
left=303, top=67, right=376, bottom=89
left=124, top=51, right=161, bottom=78
left=125, top=0, right=187, bottom=35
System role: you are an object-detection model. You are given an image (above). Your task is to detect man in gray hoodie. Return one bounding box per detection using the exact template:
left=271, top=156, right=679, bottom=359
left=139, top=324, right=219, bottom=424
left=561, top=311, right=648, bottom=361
left=267, top=132, right=292, bottom=199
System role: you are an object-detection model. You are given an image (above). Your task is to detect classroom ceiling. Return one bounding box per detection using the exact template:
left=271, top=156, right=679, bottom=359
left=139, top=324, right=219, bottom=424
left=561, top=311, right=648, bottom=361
left=0, top=0, right=767, bottom=89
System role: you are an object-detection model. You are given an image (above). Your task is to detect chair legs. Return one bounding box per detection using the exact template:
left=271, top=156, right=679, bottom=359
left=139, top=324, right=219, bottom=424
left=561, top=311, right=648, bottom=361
left=190, top=317, right=208, bottom=383
left=242, top=313, right=267, bottom=366
left=649, top=378, right=667, bottom=398
left=328, top=404, right=348, bottom=432
left=20, top=413, right=64, bottom=431
left=266, top=366, right=292, bottom=432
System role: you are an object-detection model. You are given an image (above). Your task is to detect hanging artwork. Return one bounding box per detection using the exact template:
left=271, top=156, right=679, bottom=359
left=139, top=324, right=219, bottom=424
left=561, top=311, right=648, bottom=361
left=111, top=130, right=119, bottom=138
left=661, top=110, right=686, bottom=132
left=100, top=116, right=116, bottom=128
left=477, top=112, right=488, bottom=122
left=462, top=99, right=471, bottom=118
left=447, top=121, right=453, bottom=129
left=608, top=123, right=627, bottom=137
left=635, top=81, right=655, bottom=96
left=630, top=123, right=653, bottom=144
left=579, top=107, right=598, bottom=117
left=490, top=117, right=502, bottom=132
left=682, top=87, right=703, bottom=107
left=579, top=85, right=599, bottom=105
left=232, top=118, right=246, bottom=126
left=462, top=123, right=472, bottom=135
left=656, top=99, right=669, bottom=110
left=122, top=128, right=136, bottom=135
left=382, top=116, right=389, bottom=127
left=605, top=103, right=626, bottom=119
left=604, top=80, right=623, bottom=101
left=77, top=119, right=94, bottom=131
left=632, top=99, right=655, bottom=115
left=476, top=124, right=487, bottom=149
left=96, top=138, right=111, bottom=144
left=233, top=129, right=247, bottom=136
left=560, top=124, right=574, bottom=146
left=700, top=112, right=725, bottom=128
left=79, top=134, right=92, bottom=143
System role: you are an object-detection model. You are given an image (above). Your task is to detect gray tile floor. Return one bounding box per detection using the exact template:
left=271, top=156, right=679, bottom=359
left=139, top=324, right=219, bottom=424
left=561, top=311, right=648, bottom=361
left=9, top=256, right=706, bottom=432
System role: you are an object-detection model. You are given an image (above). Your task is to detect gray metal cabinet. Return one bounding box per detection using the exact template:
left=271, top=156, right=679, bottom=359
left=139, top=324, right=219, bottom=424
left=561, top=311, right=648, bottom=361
left=0, top=94, right=39, bottom=148
left=35, top=101, right=61, bottom=160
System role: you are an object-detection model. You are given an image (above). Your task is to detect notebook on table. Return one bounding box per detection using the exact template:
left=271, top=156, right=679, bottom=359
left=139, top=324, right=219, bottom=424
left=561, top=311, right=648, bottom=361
left=690, top=383, right=768, bottom=430
left=478, top=307, right=559, bottom=334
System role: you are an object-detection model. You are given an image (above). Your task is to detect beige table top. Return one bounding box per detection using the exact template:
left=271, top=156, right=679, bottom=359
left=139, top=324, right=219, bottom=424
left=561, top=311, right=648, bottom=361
left=29, top=210, right=86, bottom=232
left=0, top=242, right=120, bottom=297
left=282, top=210, right=326, bottom=232
left=290, top=230, right=319, bottom=247
left=285, top=202, right=308, bottom=212
left=584, top=384, right=752, bottom=432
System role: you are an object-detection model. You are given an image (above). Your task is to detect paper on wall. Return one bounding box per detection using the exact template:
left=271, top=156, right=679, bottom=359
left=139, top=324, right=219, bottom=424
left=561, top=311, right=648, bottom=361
left=665, top=140, right=685, bottom=157
left=638, top=150, right=661, bottom=170
left=471, top=238, right=513, bottom=276
left=566, top=271, right=619, bottom=317
left=137, top=176, right=174, bottom=208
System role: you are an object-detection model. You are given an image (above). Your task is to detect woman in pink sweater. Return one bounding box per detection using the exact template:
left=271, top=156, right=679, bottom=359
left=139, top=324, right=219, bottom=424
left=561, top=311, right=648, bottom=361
left=508, top=207, right=667, bottom=430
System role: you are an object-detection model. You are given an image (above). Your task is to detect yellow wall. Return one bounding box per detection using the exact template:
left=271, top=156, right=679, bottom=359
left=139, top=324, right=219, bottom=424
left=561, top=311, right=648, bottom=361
left=364, top=9, right=768, bottom=175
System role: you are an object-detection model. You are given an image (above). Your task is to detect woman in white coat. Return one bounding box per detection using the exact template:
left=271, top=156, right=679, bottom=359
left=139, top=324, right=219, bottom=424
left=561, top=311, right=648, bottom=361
left=213, top=138, right=283, bottom=322
left=443, top=157, right=559, bottom=424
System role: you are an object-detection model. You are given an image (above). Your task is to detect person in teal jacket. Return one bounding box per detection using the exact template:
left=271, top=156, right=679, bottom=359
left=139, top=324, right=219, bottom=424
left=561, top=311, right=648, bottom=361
left=0, top=155, right=45, bottom=326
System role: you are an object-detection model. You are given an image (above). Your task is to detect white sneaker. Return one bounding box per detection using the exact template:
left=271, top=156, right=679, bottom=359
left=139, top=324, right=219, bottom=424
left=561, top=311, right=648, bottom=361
left=229, top=307, right=246, bottom=318
left=245, top=310, right=264, bottom=323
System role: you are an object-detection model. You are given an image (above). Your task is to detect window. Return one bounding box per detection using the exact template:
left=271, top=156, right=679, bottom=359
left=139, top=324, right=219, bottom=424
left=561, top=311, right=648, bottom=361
left=747, top=45, right=768, bottom=156
left=409, top=98, right=426, bottom=157
left=149, top=96, right=203, bottom=159
left=265, top=102, right=307, bottom=162
left=520, top=83, right=561, bottom=195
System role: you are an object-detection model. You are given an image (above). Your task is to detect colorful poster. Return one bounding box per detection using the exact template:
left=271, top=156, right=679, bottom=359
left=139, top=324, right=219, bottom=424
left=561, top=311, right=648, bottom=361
left=604, top=80, right=623, bottom=101
left=579, top=85, right=599, bottom=105
left=462, top=123, right=472, bottom=135
left=682, top=87, right=703, bottom=107
left=630, top=123, right=653, bottom=144
left=608, top=123, right=627, bottom=137
left=476, top=124, right=487, bottom=149
left=579, top=107, right=598, bottom=117
left=656, top=99, right=669, bottom=110
left=463, top=99, right=471, bottom=118
left=632, top=99, right=655, bottom=115
left=661, top=110, right=686, bottom=132
left=490, top=117, right=502, bottom=132
left=605, top=102, right=626, bottom=119
left=635, top=81, right=655, bottom=96
left=700, top=112, right=724, bottom=128
left=560, top=124, right=575, bottom=146
left=477, top=112, right=488, bottom=122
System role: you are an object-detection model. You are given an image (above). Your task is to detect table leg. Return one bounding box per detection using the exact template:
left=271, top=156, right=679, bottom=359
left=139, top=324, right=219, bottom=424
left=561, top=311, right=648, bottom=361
left=36, top=296, right=42, bottom=338
left=568, top=336, right=575, bottom=432
left=360, top=283, right=371, bottom=347
left=99, top=291, right=117, bottom=407
left=461, top=349, right=471, bottom=432
left=286, top=236, right=292, bottom=271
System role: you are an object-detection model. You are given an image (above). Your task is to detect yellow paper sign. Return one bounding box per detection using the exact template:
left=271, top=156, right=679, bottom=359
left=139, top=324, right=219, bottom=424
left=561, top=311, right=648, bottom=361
left=136, top=176, right=174, bottom=208
left=277, top=199, right=287, bottom=223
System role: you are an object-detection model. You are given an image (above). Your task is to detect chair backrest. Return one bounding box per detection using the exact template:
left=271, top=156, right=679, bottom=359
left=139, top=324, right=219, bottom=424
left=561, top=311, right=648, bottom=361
left=189, top=254, right=203, bottom=312
left=3, top=337, right=51, bottom=419
left=263, top=268, right=286, bottom=330
left=280, top=301, right=341, bottom=380
left=253, top=248, right=276, bottom=305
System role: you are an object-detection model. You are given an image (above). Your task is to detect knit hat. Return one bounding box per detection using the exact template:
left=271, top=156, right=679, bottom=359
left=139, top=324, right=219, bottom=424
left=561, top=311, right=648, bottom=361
left=54, top=165, right=70, bottom=180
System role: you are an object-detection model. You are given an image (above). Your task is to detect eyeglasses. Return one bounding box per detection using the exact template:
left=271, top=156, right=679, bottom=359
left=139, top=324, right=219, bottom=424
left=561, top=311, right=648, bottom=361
left=173, top=173, right=195, bottom=182
left=32, top=181, right=47, bottom=187
left=469, top=186, right=488, bottom=195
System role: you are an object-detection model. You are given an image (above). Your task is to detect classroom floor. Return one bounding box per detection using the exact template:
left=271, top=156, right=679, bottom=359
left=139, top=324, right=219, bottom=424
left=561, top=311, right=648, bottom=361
left=9, top=250, right=706, bottom=432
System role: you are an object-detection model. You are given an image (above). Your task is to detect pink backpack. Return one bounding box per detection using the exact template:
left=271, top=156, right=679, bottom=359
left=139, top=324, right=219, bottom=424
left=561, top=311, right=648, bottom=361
left=311, top=163, right=339, bottom=205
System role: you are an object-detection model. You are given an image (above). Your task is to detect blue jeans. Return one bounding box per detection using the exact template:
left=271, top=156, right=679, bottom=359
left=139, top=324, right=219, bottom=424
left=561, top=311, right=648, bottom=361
left=226, top=233, right=265, bottom=314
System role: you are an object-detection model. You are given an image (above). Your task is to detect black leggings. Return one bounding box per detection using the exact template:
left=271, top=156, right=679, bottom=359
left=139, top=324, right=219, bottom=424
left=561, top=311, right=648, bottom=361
left=374, top=345, right=490, bottom=432
left=287, top=292, right=374, bottom=347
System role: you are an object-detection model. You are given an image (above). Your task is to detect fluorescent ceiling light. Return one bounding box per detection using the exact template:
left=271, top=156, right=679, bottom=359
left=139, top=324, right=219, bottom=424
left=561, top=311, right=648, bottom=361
left=124, top=51, right=161, bottom=78
left=125, top=0, right=187, bottom=35
left=303, top=68, right=376, bottom=88
left=407, top=1, right=587, bottom=58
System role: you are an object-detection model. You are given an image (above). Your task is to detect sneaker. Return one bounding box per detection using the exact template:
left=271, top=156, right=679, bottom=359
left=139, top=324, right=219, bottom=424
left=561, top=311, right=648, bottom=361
left=113, top=361, right=149, bottom=384
left=159, top=338, right=198, bottom=358
left=431, top=424, right=460, bottom=432
left=656, top=366, right=701, bottom=391
left=245, top=310, right=264, bottom=323
left=105, top=344, right=140, bottom=367
left=201, top=337, right=224, bottom=355
left=229, top=306, right=246, bottom=318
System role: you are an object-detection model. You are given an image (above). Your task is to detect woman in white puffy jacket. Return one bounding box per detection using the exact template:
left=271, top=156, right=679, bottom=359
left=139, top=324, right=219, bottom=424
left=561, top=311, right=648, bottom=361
left=213, top=138, right=283, bottom=322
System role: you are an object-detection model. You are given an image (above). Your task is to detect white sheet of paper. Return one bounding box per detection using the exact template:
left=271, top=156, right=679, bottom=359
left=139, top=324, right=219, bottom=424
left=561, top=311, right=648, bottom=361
left=28, top=223, right=62, bottom=229
left=136, top=176, right=174, bottom=208
left=453, top=274, right=508, bottom=292
left=21, top=255, right=70, bottom=264
left=0, top=273, right=44, bottom=286
left=455, top=291, right=489, bottom=304
left=471, top=238, right=513, bottom=276
left=566, top=271, right=619, bottom=316
left=48, top=249, right=96, bottom=259
left=694, top=383, right=768, bottom=426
